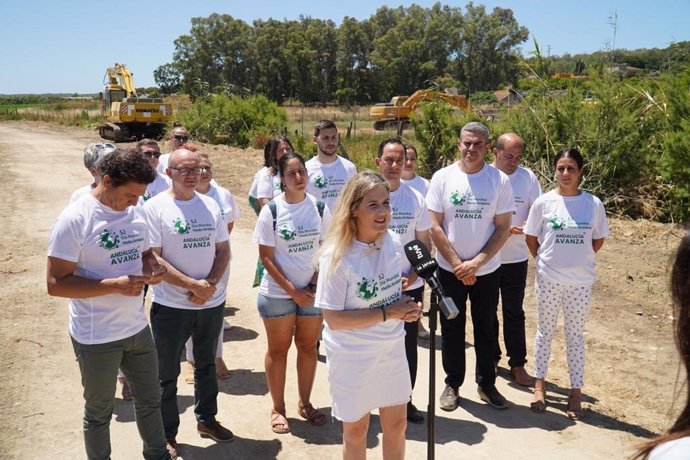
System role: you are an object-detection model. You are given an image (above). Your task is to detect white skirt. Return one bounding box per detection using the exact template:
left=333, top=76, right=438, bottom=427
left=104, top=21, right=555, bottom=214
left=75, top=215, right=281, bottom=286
left=324, top=332, right=411, bottom=422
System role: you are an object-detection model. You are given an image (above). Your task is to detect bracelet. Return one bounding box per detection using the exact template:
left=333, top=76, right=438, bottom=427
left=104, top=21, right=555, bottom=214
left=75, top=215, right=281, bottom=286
left=380, top=306, right=387, bottom=322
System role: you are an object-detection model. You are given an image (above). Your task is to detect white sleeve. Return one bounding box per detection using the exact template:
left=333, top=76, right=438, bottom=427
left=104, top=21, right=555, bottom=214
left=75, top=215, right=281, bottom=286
left=320, top=205, right=332, bottom=241
left=414, top=190, right=432, bottom=232
left=143, top=201, right=162, bottom=248
left=315, top=250, right=349, bottom=311
left=592, top=197, right=610, bottom=239
left=47, top=211, right=82, bottom=262
left=425, top=171, right=444, bottom=213
left=524, top=197, right=544, bottom=238
left=252, top=204, right=276, bottom=247
left=496, top=173, right=515, bottom=215
left=227, top=192, right=241, bottom=222
left=256, top=170, right=276, bottom=199
left=529, top=172, right=543, bottom=206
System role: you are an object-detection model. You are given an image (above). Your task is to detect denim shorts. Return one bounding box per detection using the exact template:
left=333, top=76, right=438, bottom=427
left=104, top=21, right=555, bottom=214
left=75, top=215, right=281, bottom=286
left=257, top=293, right=323, bottom=319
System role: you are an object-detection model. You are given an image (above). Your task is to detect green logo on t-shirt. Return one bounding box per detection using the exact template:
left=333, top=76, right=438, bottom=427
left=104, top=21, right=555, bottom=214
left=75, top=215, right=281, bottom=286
left=98, top=229, right=120, bottom=250
left=173, top=217, right=190, bottom=234
left=450, top=190, right=466, bottom=206
left=278, top=226, right=296, bottom=241
left=548, top=215, right=566, bottom=230
left=314, top=176, right=328, bottom=189
left=356, top=277, right=379, bottom=300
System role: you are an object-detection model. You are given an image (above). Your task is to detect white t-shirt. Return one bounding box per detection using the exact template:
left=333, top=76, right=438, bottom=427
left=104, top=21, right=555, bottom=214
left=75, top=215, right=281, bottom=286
left=143, top=173, right=171, bottom=202
left=47, top=194, right=150, bottom=345
left=69, top=184, right=94, bottom=203
left=256, top=168, right=282, bottom=200
left=315, top=230, right=410, bottom=421
left=157, top=153, right=171, bottom=176
left=249, top=167, right=268, bottom=199
left=306, top=156, right=357, bottom=211
left=204, top=183, right=241, bottom=225
left=426, top=162, right=514, bottom=276
left=524, top=190, right=609, bottom=286
left=649, top=437, right=690, bottom=460
left=401, top=175, right=430, bottom=197
left=389, top=183, right=432, bottom=291
left=492, top=165, right=542, bottom=263
left=144, top=192, right=229, bottom=309
left=252, top=194, right=331, bottom=298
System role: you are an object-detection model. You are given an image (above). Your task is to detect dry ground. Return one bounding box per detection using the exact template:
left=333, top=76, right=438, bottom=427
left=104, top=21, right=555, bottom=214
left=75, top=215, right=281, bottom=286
left=0, top=121, right=685, bottom=459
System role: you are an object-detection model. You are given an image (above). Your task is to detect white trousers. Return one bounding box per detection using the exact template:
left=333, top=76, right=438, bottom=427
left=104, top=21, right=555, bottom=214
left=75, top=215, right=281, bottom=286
left=533, top=272, right=592, bottom=388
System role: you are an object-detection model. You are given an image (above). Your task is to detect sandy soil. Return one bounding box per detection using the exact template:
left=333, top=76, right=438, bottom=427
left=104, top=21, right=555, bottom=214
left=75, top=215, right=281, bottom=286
left=0, top=120, right=685, bottom=459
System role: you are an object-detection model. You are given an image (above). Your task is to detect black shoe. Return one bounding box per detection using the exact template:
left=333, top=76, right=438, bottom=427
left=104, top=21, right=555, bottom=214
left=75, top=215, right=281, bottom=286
left=477, top=385, right=509, bottom=410
left=165, top=438, right=178, bottom=460
left=197, top=420, right=234, bottom=443
left=439, top=384, right=459, bottom=411
left=407, top=402, right=424, bottom=424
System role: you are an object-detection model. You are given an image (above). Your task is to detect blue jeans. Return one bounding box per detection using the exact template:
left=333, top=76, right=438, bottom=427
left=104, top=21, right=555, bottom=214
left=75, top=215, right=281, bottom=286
left=71, top=326, right=168, bottom=460
left=150, top=302, right=224, bottom=439
left=438, top=268, right=501, bottom=389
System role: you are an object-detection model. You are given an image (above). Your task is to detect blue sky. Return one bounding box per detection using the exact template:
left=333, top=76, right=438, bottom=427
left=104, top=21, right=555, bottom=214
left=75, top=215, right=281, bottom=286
left=1, top=0, right=688, bottom=94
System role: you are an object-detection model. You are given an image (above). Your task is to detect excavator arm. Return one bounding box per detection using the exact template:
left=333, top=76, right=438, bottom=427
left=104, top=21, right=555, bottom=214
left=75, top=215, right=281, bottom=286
left=104, top=63, right=138, bottom=98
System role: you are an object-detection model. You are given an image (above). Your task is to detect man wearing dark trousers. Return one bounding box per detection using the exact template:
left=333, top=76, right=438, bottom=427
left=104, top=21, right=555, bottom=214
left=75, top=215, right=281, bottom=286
left=491, top=133, right=542, bottom=386
left=426, top=122, right=514, bottom=411
left=144, top=148, right=233, bottom=458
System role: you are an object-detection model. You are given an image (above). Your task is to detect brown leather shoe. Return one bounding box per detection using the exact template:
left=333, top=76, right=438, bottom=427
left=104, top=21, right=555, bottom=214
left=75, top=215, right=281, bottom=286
left=510, top=366, right=533, bottom=386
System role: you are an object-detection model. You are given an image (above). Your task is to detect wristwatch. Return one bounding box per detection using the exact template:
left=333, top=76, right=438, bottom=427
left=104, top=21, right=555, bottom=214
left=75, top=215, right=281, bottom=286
left=307, top=282, right=317, bottom=293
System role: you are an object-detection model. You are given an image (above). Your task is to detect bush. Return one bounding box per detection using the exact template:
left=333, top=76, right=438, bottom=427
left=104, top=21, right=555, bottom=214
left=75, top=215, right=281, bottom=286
left=176, top=94, right=287, bottom=148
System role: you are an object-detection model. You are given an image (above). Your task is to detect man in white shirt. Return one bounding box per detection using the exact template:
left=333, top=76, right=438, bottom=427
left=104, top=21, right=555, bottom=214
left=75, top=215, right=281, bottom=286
left=47, top=149, right=171, bottom=460
left=305, top=120, right=357, bottom=211
left=69, top=142, right=116, bottom=203
left=157, top=124, right=189, bottom=176
left=376, top=138, right=432, bottom=424
left=144, top=149, right=233, bottom=456
left=135, top=139, right=171, bottom=202
left=426, top=122, right=514, bottom=411
left=491, top=133, right=542, bottom=386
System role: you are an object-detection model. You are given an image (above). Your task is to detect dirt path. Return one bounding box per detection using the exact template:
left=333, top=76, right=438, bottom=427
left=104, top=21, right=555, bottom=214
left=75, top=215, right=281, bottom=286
left=0, top=121, right=683, bottom=459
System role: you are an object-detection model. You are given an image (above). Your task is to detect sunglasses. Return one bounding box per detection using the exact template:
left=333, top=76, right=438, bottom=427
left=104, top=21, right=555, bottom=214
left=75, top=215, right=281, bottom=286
left=143, top=151, right=161, bottom=158
left=173, top=135, right=189, bottom=142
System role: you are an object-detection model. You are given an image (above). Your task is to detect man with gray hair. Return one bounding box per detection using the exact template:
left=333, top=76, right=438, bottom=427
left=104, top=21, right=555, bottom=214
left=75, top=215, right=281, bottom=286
left=69, top=142, right=116, bottom=203
left=426, top=121, right=514, bottom=411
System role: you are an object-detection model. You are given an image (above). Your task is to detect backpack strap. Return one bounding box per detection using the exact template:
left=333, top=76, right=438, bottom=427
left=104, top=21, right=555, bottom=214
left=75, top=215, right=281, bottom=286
left=268, top=199, right=278, bottom=231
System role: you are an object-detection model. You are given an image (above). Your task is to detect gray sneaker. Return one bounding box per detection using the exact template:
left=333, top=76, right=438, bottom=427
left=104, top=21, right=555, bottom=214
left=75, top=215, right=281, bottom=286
left=439, top=384, right=459, bottom=411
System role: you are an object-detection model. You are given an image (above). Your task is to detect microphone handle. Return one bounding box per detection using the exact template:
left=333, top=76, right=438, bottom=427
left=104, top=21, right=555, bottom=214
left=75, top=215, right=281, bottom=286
left=425, top=274, right=459, bottom=320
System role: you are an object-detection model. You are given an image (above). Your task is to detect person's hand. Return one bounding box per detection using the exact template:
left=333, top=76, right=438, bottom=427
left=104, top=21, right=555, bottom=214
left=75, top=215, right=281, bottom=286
left=188, top=293, right=207, bottom=305
left=453, top=258, right=481, bottom=281
left=401, top=273, right=419, bottom=291
left=144, top=258, right=167, bottom=285
left=460, top=274, right=477, bottom=286
left=510, top=225, right=524, bottom=235
left=387, top=295, right=422, bottom=322
left=292, top=287, right=315, bottom=308
left=189, top=279, right=216, bottom=301
left=111, top=275, right=148, bottom=296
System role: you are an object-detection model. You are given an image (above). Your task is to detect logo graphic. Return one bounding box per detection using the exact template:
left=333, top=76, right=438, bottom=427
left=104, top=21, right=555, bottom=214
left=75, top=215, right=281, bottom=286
left=356, top=277, right=379, bottom=300
left=143, top=193, right=152, bottom=201
left=278, top=226, right=297, bottom=241
left=173, top=217, right=190, bottom=234
left=98, top=229, right=120, bottom=249
left=548, top=215, right=566, bottom=230
left=450, top=190, right=466, bottom=206
left=314, top=176, right=328, bottom=189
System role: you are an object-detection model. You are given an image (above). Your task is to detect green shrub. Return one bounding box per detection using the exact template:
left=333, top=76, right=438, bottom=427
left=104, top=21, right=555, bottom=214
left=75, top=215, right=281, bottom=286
left=176, top=94, right=287, bottom=148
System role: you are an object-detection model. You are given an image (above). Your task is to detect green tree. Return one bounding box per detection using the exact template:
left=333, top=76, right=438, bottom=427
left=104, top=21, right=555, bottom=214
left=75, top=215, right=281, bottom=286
left=153, top=63, right=181, bottom=95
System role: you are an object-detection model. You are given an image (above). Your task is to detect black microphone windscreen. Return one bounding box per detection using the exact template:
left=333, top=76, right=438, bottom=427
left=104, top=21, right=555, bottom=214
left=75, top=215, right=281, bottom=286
left=404, top=240, right=438, bottom=279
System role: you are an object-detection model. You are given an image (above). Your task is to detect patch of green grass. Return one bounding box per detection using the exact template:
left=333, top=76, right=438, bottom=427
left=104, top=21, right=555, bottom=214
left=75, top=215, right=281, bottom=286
left=0, top=103, right=46, bottom=109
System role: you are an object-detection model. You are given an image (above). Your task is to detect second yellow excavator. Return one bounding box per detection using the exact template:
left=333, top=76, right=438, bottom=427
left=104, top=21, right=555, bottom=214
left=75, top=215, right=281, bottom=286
left=98, top=63, right=172, bottom=142
left=369, top=89, right=470, bottom=130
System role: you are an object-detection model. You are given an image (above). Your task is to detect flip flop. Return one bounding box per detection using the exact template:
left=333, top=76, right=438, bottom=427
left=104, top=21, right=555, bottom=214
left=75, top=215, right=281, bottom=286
left=567, top=395, right=584, bottom=420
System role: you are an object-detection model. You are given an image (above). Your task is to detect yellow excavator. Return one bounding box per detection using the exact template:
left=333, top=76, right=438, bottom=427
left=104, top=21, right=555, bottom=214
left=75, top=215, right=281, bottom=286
left=370, top=89, right=471, bottom=130
left=98, top=63, right=172, bottom=142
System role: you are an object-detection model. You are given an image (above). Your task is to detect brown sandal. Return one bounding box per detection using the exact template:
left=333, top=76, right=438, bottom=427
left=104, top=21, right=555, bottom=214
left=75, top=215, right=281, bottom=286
left=530, top=389, right=547, bottom=413
left=271, top=409, right=291, bottom=434
left=298, top=402, right=326, bottom=426
left=567, top=395, right=584, bottom=420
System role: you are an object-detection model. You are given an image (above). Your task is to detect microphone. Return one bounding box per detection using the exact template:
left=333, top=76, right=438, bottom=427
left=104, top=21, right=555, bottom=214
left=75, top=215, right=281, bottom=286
left=404, top=240, right=459, bottom=320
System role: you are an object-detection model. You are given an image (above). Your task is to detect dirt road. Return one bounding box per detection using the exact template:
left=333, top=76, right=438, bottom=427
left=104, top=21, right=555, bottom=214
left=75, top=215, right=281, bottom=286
left=0, top=121, right=682, bottom=459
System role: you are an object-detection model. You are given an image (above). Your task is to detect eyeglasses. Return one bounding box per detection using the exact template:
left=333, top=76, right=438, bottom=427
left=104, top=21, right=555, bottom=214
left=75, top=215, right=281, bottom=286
left=169, top=167, right=202, bottom=176
left=143, top=151, right=161, bottom=158
left=381, top=157, right=404, bottom=166
left=173, top=135, right=189, bottom=142
left=285, top=168, right=307, bottom=178
left=200, top=166, right=212, bottom=173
